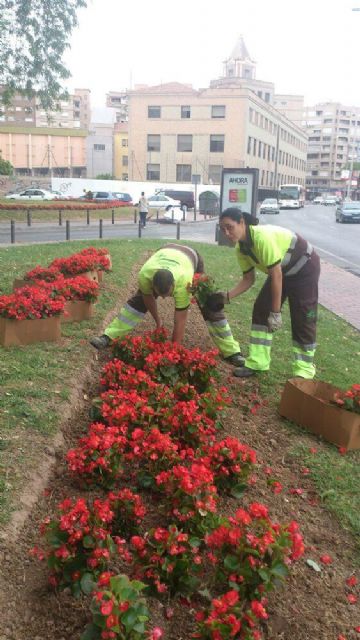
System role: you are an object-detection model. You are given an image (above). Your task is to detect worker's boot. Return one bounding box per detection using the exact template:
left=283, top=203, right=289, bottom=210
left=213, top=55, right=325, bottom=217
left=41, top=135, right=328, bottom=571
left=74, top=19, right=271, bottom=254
left=233, top=366, right=256, bottom=378
left=224, top=352, right=245, bottom=367
left=90, top=334, right=112, bottom=350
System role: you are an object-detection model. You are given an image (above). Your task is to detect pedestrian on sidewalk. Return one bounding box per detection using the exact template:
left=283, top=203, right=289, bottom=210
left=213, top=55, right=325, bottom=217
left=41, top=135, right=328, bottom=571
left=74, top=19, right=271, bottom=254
left=206, top=208, right=320, bottom=379
left=139, top=191, right=149, bottom=228
left=90, top=242, right=244, bottom=366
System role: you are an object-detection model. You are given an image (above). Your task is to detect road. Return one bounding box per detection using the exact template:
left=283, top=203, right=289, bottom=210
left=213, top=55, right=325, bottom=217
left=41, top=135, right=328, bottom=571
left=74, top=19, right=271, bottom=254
left=259, top=203, right=360, bottom=277
left=1, top=203, right=359, bottom=277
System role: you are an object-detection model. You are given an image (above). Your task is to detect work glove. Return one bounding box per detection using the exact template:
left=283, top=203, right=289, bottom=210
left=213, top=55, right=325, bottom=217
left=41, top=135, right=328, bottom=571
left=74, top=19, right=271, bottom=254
left=206, top=291, right=229, bottom=312
left=267, top=311, right=282, bottom=332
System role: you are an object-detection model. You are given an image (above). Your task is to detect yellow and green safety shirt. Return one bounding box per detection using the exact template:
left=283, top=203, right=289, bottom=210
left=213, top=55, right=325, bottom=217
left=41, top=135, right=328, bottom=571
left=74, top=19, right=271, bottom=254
left=138, top=247, right=194, bottom=309
left=235, top=225, right=295, bottom=274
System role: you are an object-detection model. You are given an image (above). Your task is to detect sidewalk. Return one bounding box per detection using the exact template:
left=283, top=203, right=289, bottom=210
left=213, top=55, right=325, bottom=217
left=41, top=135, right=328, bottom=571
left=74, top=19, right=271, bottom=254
left=319, top=260, right=360, bottom=330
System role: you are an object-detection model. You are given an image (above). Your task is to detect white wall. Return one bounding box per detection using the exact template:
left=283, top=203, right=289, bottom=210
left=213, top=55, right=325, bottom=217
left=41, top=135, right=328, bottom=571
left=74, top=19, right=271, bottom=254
left=51, top=177, right=220, bottom=201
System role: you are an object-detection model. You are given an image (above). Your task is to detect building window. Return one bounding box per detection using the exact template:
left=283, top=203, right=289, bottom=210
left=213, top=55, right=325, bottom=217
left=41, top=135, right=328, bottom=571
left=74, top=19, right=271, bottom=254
left=176, top=164, right=192, bottom=182
left=148, top=105, right=161, bottom=118
left=147, top=163, right=160, bottom=180
left=122, top=156, right=128, bottom=166
left=210, top=134, right=224, bottom=152
left=247, top=136, right=252, bottom=154
left=253, top=138, right=257, bottom=155
left=208, top=164, right=222, bottom=184
left=258, top=141, right=262, bottom=157
left=265, top=93, right=270, bottom=103
left=94, top=144, right=105, bottom=151
left=122, top=139, right=128, bottom=147
left=147, top=134, right=160, bottom=152
left=181, top=105, right=191, bottom=119
left=177, top=135, right=192, bottom=152
left=211, top=105, right=226, bottom=119
left=122, top=173, right=128, bottom=180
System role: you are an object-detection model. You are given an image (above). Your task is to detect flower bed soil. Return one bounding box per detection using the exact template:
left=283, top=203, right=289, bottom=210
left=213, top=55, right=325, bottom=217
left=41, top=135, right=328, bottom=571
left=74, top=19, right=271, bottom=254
left=0, top=279, right=359, bottom=640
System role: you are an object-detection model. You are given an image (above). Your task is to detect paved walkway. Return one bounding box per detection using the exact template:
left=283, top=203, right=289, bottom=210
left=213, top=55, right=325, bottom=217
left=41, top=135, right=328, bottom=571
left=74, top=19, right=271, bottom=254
left=319, top=261, right=360, bottom=330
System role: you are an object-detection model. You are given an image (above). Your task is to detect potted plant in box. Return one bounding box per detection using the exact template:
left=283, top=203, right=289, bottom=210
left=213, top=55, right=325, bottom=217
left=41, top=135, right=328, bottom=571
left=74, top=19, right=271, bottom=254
left=0, top=286, right=65, bottom=346
left=50, top=275, right=100, bottom=323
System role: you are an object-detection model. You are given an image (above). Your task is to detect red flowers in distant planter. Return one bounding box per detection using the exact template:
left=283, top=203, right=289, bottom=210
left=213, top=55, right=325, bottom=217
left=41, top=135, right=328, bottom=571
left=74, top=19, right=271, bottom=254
left=50, top=250, right=111, bottom=276
left=0, top=201, right=123, bottom=211
left=333, top=384, right=360, bottom=414
left=24, top=265, right=62, bottom=282
left=51, top=275, right=100, bottom=303
left=0, top=285, right=65, bottom=320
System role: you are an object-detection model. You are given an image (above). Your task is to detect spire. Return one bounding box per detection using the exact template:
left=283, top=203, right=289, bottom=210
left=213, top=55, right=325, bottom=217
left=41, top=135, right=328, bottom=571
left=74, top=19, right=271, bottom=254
left=228, top=35, right=254, bottom=62
left=221, top=36, right=256, bottom=81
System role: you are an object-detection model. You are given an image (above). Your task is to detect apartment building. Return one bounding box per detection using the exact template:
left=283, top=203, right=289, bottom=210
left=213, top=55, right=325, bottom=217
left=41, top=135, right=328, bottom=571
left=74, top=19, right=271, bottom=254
left=127, top=82, right=307, bottom=188
left=0, top=87, right=90, bottom=176
left=274, top=96, right=360, bottom=194
left=106, top=91, right=128, bottom=123
left=302, top=102, right=360, bottom=194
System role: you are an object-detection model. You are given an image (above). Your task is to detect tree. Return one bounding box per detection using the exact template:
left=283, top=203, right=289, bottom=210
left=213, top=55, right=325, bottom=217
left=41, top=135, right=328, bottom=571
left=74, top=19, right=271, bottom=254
left=95, top=174, right=115, bottom=180
left=0, top=0, right=87, bottom=110
left=0, top=157, right=13, bottom=175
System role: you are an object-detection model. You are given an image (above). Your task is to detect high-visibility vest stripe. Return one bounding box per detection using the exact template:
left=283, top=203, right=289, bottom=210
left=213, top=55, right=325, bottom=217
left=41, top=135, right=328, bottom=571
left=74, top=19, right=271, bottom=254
left=294, top=352, right=314, bottom=363
left=250, top=336, right=273, bottom=347
left=123, top=303, right=145, bottom=319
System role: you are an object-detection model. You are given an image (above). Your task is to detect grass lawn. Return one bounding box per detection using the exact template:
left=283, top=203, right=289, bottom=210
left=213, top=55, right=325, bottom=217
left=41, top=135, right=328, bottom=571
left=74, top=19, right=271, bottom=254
left=0, top=239, right=359, bottom=543
left=0, top=200, right=136, bottom=223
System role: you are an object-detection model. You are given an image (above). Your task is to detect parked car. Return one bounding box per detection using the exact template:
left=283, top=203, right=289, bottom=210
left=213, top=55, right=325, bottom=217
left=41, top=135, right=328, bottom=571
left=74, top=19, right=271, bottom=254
left=91, top=191, right=120, bottom=202
left=323, top=197, right=337, bottom=206
left=259, top=198, right=280, bottom=214
left=312, top=196, right=323, bottom=204
left=147, top=194, right=181, bottom=211
left=113, top=192, right=133, bottom=206
left=5, top=188, right=58, bottom=200
left=157, top=189, right=195, bottom=210
left=335, top=202, right=360, bottom=223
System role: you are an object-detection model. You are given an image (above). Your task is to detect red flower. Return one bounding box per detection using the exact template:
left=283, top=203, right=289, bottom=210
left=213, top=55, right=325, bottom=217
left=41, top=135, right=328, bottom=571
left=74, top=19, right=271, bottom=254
left=100, top=600, right=114, bottom=615
left=320, top=554, right=333, bottom=565
left=346, top=575, right=358, bottom=587
left=347, top=594, right=358, bottom=604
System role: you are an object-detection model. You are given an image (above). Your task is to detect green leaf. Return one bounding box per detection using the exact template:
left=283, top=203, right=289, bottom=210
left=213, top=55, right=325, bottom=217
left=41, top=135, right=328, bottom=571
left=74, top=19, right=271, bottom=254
left=230, top=483, right=247, bottom=498
left=82, top=535, right=95, bottom=548
left=270, top=562, right=289, bottom=579
left=81, top=623, right=100, bottom=640
left=198, top=588, right=213, bottom=601
left=224, top=554, right=240, bottom=571
left=306, top=559, right=322, bottom=572
left=80, top=572, right=96, bottom=595
left=121, top=609, right=137, bottom=632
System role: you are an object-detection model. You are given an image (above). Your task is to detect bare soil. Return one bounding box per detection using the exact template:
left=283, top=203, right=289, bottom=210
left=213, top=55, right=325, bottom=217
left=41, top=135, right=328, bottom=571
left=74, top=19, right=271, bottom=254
left=0, top=276, right=359, bottom=640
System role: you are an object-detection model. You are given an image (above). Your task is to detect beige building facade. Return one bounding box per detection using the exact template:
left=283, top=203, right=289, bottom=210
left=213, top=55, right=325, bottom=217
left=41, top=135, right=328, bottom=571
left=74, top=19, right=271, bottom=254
left=128, top=82, right=307, bottom=188
left=0, top=127, right=87, bottom=177
left=0, top=87, right=90, bottom=176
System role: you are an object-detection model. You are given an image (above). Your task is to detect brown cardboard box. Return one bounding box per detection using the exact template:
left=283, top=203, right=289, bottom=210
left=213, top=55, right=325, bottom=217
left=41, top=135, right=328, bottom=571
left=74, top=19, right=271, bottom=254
left=0, top=316, right=61, bottom=347
left=62, top=301, right=95, bottom=323
left=279, top=378, right=360, bottom=450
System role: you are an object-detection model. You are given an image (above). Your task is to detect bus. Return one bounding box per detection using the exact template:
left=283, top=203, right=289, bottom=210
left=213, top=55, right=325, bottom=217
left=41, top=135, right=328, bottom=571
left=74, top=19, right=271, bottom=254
left=278, top=184, right=305, bottom=209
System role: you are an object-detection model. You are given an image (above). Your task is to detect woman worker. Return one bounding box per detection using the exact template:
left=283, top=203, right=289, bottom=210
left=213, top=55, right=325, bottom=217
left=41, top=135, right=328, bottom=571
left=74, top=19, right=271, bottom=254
left=207, top=208, right=320, bottom=379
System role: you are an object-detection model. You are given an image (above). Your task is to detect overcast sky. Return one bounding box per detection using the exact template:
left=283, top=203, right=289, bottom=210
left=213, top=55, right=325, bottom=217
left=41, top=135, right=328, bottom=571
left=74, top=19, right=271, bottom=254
left=65, top=0, right=360, bottom=109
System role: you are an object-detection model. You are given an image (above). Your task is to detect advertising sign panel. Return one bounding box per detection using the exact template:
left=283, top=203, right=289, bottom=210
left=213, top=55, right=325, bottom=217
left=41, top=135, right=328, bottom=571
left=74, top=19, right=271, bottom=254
left=220, top=168, right=259, bottom=216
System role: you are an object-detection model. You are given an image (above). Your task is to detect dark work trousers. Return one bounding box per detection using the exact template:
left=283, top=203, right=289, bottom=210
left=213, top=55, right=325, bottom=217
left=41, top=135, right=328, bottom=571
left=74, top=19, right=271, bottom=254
left=252, top=251, right=321, bottom=346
